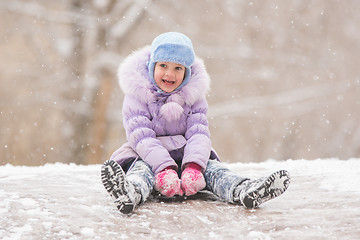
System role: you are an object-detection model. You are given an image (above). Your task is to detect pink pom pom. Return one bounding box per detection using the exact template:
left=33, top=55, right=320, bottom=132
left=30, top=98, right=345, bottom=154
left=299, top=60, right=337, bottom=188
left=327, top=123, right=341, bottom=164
left=160, top=102, right=184, bottom=122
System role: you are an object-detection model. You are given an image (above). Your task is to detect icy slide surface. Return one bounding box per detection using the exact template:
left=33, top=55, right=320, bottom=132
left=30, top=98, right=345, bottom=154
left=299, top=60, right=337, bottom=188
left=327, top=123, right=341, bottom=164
left=1, top=159, right=359, bottom=240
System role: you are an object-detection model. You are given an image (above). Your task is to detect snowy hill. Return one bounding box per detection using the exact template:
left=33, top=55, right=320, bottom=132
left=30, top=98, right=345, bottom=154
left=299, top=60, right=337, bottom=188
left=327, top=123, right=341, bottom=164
left=1, top=159, right=359, bottom=240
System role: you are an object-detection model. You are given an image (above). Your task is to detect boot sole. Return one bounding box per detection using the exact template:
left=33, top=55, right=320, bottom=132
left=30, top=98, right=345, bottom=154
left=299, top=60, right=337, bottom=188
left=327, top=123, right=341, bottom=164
left=101, top=160, right=134, bottom=214
left=242, top=170, right=290, bottom=208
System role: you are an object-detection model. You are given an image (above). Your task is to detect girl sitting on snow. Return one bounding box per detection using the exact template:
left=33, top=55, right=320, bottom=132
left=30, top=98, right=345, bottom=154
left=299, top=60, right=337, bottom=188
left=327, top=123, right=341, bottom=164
left=101, top=32, right=290, bottom=214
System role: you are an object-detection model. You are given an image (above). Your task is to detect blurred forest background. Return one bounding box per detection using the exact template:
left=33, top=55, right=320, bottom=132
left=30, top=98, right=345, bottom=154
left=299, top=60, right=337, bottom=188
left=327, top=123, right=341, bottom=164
left=0, top=0, right=359, bottom=166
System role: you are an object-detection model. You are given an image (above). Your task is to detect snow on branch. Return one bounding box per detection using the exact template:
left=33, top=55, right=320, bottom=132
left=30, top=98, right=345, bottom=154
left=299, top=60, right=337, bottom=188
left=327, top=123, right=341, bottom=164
left=111, top=0, right=150, bottom=40
left=144, top=2, right=185, bottom=32
left=0, top=1, right=94, bottom=26
left=209, top=82, right=350, bottom=118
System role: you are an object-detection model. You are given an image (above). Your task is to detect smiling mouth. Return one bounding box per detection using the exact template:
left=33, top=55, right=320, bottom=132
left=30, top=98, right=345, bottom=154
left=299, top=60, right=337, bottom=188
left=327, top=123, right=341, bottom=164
left=163, top=79, right=175, bottom=84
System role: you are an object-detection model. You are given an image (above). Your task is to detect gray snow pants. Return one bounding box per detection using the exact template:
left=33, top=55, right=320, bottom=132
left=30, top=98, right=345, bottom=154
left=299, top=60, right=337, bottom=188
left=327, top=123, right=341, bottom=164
left=126, top=159, right=248, bottom=203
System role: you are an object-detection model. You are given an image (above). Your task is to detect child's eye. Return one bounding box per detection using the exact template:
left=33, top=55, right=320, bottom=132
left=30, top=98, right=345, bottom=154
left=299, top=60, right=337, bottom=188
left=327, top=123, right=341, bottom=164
left=159, top=63, right=167, bottom=68
left=176, top=66, right=184, bottom=71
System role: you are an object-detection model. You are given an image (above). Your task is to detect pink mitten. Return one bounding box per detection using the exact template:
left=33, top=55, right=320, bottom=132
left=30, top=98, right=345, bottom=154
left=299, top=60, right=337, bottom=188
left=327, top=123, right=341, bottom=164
left=154, top=167, right=183, bottom=197
left=181, top=163, right=206, bottom=196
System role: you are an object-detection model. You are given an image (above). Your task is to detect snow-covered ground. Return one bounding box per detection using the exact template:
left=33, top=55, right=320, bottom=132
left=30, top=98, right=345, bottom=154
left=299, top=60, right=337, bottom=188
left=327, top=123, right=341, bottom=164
left=1, top=159, right=359, bottom=240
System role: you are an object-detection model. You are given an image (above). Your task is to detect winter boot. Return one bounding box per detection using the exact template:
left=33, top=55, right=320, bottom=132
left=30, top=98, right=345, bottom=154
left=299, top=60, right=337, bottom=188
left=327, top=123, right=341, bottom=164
left=234, top=170, right=290, bottom=208
left=101, top=160, right=141, bottom=214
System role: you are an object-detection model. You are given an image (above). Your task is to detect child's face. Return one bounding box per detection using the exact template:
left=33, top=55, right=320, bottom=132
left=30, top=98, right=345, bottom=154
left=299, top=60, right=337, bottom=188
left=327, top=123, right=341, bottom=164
left=154, top=62, right=185, bottom=93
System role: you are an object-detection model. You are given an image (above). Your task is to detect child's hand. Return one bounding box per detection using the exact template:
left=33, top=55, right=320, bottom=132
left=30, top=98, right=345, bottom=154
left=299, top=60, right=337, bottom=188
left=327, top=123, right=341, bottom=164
left=181, top=163, right=206, bottom=196
left=154, top=167, right=183, bottom=197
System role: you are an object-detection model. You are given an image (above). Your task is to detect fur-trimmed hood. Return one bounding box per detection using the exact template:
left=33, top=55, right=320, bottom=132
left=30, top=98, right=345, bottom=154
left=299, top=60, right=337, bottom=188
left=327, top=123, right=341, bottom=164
left=118, top=46, right=211, bottom=108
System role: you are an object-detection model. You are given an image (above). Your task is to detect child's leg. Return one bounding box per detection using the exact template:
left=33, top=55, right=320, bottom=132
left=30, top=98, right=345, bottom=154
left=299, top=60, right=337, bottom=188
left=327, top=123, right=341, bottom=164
left=204, top=160, right=290, bottom=208
left=204, top=160, right=249, bottom=203
left=101, top=159, right=154, bottom=214
left=126, top=159, right=155, bottom=203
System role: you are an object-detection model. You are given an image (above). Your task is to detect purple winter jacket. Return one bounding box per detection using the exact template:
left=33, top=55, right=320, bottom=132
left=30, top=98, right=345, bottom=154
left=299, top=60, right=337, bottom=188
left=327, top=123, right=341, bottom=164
left=110, top=46, right=212, bottom=175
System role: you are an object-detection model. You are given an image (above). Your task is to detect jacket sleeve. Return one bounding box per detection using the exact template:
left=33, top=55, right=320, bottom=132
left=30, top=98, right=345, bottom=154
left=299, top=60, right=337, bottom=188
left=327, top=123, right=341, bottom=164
left=182, top=98, right=211, bottom=171
left=122, top=95, right=177, bottom=174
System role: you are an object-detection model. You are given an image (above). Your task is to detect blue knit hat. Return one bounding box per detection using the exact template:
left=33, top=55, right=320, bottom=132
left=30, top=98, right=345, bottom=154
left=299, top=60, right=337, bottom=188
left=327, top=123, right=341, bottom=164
left=148, top=32, right=195, bottom=91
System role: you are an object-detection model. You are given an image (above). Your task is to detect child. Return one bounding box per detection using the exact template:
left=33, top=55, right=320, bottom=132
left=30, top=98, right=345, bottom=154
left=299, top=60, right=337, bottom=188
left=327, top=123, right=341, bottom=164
left=101, top=32, right=290, bottom=214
